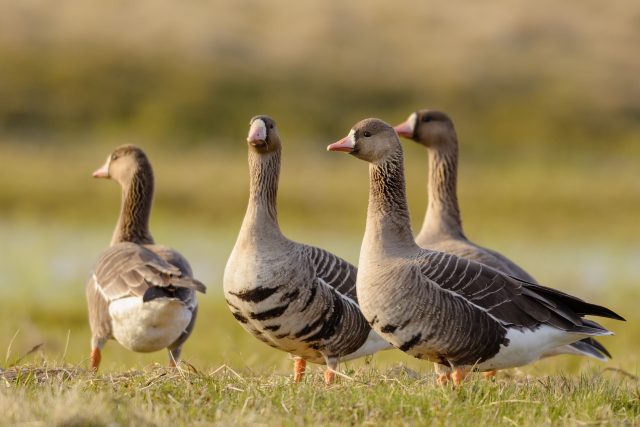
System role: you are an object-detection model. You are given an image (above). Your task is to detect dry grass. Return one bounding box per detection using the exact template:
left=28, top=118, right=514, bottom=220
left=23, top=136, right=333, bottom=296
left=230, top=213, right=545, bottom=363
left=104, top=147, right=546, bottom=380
left=0, top=363, right=638, bottom=426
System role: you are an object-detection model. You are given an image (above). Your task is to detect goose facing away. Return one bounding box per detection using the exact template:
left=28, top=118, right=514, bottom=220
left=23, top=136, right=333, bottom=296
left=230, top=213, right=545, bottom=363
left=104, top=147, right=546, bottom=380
left=394, top=110, right=611, bottom=381
left=87, top=145, right=206, bottom=370
left=223, top=115, right=392, bottom=384
left=328, top=118, right=624, bottom=385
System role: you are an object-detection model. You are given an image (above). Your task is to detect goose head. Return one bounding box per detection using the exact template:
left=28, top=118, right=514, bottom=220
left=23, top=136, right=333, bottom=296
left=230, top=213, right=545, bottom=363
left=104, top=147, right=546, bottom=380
left=247, top=115, right=281, bottom=154
left=92, top=145, right=151, bottom=186
left=327, top=118, right=400, bottom=164
left=394, top=110, right=456, bottom=149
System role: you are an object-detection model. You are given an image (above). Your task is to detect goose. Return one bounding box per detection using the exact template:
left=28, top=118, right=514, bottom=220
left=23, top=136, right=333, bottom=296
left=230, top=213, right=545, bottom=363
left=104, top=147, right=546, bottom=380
left=223, top=115, right=392, bottom=384
left=87, top=145, right=206, bottom=370
left=328, top=118, right=624, bottom=385
left=394, top=110, right=611, bottom=382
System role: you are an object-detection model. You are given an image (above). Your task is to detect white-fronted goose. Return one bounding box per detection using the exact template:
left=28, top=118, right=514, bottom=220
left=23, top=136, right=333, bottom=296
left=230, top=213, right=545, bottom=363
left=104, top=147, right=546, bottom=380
left=223, top=115, right=391, bottom=384
left=394, top=110, right=611, bottom=382
left=87, top=145, right=206, bottom=370
left=328, top=118, right=624, bottom=385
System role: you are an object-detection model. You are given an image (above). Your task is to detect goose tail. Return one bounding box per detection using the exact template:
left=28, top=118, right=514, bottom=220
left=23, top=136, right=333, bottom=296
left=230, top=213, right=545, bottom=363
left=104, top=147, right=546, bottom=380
left=543, top=337, right=612, bottom=361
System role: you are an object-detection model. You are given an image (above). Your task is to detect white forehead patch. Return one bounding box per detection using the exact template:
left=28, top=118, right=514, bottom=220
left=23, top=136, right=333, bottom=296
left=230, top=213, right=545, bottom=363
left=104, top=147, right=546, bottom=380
left=408, top=112, right=418, bottom=132
left=247, top=119, right=267, bottom=142
left=347, top=129, right=356, bottom=145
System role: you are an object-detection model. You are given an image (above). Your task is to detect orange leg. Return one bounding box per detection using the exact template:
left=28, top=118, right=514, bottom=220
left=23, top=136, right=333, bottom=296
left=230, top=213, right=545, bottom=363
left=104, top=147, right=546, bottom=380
left=323, top=368, right=335, bottom=385
left=294, top=359, right=306, bottom=383
left=452, top=367, right=467, bottom=386
left=90, top=347, right=101, bottom=371
left=324, top=357, right=338, bottom=385
left=483, top=370, right=497, bottom=380
left=437, top=372, right=452, bottom=386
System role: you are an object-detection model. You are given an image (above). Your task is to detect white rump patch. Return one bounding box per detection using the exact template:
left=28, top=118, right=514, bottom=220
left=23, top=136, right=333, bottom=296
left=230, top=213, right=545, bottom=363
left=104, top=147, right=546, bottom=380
left=341, top=329, right=393, bottom=361
left=109, top=297, right=191, bottom=353
left=477, top=325, right=590, bottom=370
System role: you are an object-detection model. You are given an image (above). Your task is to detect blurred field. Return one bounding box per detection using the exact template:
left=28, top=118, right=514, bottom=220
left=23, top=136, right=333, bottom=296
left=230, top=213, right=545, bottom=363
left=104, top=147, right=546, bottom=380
left=0, top=0, right=639, bottom=424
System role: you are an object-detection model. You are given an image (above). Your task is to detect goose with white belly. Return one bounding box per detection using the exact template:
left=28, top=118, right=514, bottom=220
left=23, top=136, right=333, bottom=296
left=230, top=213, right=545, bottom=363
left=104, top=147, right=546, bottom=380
left=394, top=110, right=611, bottom=382
left=328, top=118, right=624, bottom=385
left=87, top=145, right=206, bottom=370
left=223, top=115, right=391, bottom=384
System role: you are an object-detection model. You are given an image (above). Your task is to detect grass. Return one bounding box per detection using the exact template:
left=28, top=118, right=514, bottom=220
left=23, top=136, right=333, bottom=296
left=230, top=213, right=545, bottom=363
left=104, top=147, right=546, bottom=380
left=0, top=291, right=638, bottom=425
left=0, top=364, right=638, bottom=425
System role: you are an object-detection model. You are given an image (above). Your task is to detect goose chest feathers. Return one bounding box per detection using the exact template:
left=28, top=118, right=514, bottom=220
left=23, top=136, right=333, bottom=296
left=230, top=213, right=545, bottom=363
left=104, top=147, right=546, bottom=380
left=328, top=118, right=624, bottom=383
left=87, top=145, right=206, bottom=369
left=224, top=116, right=391, bottom=384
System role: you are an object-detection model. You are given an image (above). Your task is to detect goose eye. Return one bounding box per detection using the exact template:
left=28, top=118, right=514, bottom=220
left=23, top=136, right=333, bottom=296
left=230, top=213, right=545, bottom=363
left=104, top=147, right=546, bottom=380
left=269, top=124, right=274, bottom=129
left=422, top=116, right=432, bottom=123
left=111, top=153, right=119, bottom=161
left=363, top=131, right=372, bottom=137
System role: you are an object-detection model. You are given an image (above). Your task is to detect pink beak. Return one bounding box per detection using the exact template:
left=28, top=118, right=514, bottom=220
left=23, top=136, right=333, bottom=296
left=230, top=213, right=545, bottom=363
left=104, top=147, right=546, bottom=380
left=92, top=163, right=110, bottom=178
left=327, top=134, right=356, bottom=153
left=394, top=119, right=415, bottom=138
left=247, top=119, right=267, bottom=145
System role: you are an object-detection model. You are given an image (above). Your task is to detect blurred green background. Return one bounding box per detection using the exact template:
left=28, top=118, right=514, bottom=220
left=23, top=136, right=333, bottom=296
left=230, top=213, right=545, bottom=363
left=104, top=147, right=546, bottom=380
left=0, top=0, right=638, bottom=376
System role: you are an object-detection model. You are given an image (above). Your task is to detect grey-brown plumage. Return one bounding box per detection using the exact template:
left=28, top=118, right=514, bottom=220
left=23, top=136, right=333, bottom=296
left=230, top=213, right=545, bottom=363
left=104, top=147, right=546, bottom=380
left=87, top=145, right=206, bottom=370
left=394, top=110, right=611, bottom=365
left=328, top=118, right=623, bottom=382
left=224, top=116, right=391, bottom=384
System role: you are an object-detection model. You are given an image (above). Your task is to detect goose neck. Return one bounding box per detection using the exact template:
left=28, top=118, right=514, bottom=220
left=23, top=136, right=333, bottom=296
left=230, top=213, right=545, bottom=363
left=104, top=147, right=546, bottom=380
left=241, top=148, right=283, bottom=238
left=111, top=163, right=154, bottom=245
left=364, top=150, right=417, bottom=255
left=419, top=142, right=465, bottom=240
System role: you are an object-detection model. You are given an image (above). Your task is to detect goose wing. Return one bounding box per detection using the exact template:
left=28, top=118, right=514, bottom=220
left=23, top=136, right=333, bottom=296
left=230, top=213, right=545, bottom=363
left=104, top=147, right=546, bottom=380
left=147, top=244, right=194, bottom=277
left=417, top=250, right=623, bottom=333
left=92, top=242, right=206, bottom=302
left=303, top=245, right=358, bottom=302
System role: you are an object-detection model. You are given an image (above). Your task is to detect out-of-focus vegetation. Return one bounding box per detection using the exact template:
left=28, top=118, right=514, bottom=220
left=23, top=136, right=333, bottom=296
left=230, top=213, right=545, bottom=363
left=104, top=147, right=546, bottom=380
left=0, top=0, right=638, bottom=150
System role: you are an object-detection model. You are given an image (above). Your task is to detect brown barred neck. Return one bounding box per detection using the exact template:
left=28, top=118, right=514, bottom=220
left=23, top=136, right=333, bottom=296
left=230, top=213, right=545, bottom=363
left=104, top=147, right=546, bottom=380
left=366, top=150, right=417, bottom=251
left=111, top=162, right=155, bottom=246
left=243, top=147, right=282, bottom=234
left=421, top=140, right=465, bottom=240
